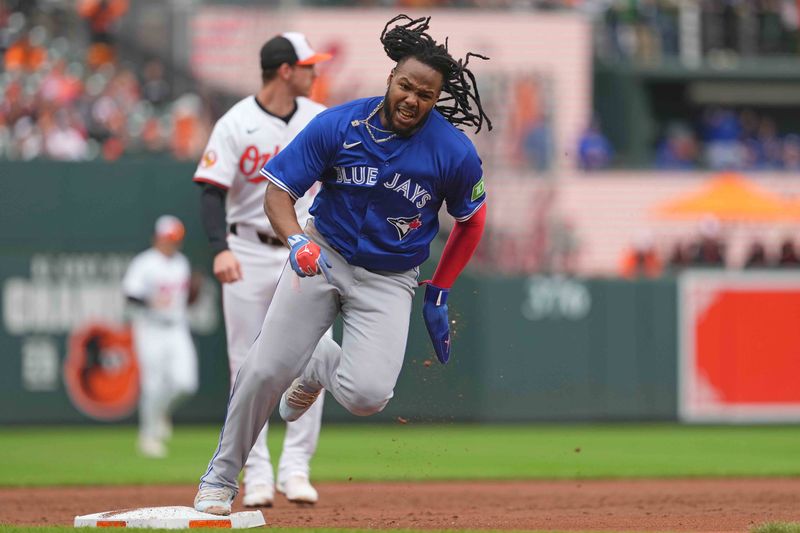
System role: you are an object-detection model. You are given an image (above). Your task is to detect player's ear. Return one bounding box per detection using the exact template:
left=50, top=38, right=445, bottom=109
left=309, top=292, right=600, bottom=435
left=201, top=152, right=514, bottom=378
left=278, top=62, right=293, bottom=80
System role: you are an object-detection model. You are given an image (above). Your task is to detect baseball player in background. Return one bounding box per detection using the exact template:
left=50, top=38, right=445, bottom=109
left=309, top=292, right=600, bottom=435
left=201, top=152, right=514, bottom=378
left=123, top=215, right=198, bottom=459
left=194, top=14, right=491, bottom=515
left=192, top=33, right=332, bottom=506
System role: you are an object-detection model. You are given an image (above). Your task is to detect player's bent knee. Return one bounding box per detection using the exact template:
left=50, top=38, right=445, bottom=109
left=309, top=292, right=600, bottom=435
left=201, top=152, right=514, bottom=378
left=340, top=389, right=392, bottom=416
left=348, top=401, right=389, bottom=416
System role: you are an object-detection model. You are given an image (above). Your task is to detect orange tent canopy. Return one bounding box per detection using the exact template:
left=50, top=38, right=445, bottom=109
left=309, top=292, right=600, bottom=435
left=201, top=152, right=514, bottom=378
left=653, top=172, right=794, bottom=221
left=783, top=196, right=800, bottom=219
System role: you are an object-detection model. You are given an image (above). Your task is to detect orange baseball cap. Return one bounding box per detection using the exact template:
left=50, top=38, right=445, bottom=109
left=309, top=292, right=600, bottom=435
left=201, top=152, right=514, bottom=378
left=155, top=215, right=185, bottom=242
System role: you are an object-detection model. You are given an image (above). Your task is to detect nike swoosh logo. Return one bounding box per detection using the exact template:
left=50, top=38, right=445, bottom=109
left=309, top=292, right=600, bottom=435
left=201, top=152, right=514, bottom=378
left=246, top=128, right=259, bottom=134
left=343, top=140, right=362, bottom=149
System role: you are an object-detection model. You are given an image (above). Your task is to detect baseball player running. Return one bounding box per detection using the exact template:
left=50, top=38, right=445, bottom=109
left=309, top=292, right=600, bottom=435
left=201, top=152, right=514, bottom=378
left=123, top=215, right=198, bottom=459
left=192, top=33, right=332, bottom=506
left=194, top=14, right=490, bottom=515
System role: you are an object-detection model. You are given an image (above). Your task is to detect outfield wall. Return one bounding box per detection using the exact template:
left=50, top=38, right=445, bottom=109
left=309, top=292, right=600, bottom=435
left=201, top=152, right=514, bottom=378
left=0, top=161, right=683, bottom=424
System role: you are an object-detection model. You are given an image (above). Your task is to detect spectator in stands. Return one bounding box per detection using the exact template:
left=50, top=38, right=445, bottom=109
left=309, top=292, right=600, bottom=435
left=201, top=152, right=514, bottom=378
left=524, top=122, right=553, bottom=172
left=619, top=231, right=662, bottom=278
left=701, top=108, right=743, bottom=170
left=645, top=107, right=800, bottom=171
left=11, top=115, right=43, bottom=160
left=743, top=241, right=770, bottom=269
left=578, top=118, right=613, bottom=170
left=782, top=134, right=800, bottom=170
left=510, top=75, right=552, bottom=171
left=41, top=108, right=88, bottom=160
left=77, top=0, right=128, bottom=68
left=141, top=60, right=171, bottom=109
left=4, top=28, right=46, bottom=71
left=0, top=2, right=215, bottom=161
left=0, top=112, right=11, bottom=159
left=40, top=59, right=83, bottom=107
left=736, top=112, right=778, bottom=170
left=777, top=238, right=800, bottom=267
left=740, top=138, right=760, bottom=170
left=755, top=117, right=783, bottom=169
left=739, top=108, right=760, bottom=143
left=690, top=216, right=726, bottom=267
left=169, top=93, right=209, bottom=161
left=655, top=122, right=699, bottom=170
left=138, top=116, right=167, bottom=155
left=0, top=78, right=27, bottom=126
left=666, top=241, right=691, bottom=272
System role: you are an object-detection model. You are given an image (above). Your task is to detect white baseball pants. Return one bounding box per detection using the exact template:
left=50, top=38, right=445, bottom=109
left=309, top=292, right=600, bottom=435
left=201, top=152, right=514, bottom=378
left=223, top=234, right=325, bottom=488
left=132, top=320, right=198, bottom=441
left=201, top=223, right=416, bottom=492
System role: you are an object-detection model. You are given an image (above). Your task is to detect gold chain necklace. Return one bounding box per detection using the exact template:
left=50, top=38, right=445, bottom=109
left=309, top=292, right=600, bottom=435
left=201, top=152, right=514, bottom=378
left=351, top=100, right=398, bottom=144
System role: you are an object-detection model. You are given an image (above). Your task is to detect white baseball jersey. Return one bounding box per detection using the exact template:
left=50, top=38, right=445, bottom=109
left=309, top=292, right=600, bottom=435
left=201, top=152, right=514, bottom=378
left=193, top=96, right=326, bottom=234
left=122, top=248, right=191, bottom=325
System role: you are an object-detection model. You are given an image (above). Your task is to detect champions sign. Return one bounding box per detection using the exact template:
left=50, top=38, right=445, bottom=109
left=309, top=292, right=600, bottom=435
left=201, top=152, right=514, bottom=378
left=1, top=253, right=219, bottom=423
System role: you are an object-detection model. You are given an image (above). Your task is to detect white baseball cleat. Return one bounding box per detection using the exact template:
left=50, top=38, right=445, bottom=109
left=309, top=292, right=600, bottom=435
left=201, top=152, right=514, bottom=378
left=242, top=483, right=274, bottom=508
left=137, top=437, right=167, bottom=459
left=194, top=485, right=235, bottom=515
left=277, top=474, right=319, bottom=504
left=279, top=378, right=322, bottom=422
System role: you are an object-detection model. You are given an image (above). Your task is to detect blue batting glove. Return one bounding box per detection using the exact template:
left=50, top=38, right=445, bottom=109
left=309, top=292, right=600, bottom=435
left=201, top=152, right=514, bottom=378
left=422, top=283, right=451, bottom=364
left=287, top=234, right=332, bottom=282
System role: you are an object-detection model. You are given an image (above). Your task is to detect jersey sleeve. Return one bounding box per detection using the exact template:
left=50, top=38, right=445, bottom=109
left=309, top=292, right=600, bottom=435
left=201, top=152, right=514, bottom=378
left=444, top=148, right=486, bottom=221
left=122, top=256, right=150, bottom=301
left=260, top=113, right=336, bottom=201
left=193, top=116, right=238, bottom=190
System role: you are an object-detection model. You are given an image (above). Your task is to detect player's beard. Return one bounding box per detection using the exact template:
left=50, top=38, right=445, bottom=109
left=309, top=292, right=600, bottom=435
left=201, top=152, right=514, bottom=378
left=382, top=88, right=430, bottom=137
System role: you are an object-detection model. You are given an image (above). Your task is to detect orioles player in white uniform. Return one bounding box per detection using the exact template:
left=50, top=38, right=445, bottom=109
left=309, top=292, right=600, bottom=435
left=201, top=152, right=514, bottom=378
left=123, top=215, right=198, bottom=459
left=192, top=33, right=332, bottom=506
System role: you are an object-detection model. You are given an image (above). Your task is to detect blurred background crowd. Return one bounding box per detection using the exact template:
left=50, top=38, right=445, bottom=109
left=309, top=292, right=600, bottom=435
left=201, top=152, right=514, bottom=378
left=620, top=220, right=800, bottom=279
left=0, top=0, right=214, bottom=161
left=4, top=0, right=800, bottom=277
left=5, top=1, right=800, bottom=167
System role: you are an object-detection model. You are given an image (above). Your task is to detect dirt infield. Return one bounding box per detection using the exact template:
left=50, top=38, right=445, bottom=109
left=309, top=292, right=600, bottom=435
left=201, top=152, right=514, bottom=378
left=3, top=478, right=800, bottom=531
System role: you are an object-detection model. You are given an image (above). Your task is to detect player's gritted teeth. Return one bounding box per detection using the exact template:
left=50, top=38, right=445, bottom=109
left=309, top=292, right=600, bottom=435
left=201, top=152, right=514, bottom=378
left=395, top=106, right=417, bottom=128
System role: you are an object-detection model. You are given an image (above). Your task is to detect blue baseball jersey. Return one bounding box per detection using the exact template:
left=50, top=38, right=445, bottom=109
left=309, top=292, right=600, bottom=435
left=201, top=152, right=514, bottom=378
left=261, top=96, right=486, bottom=271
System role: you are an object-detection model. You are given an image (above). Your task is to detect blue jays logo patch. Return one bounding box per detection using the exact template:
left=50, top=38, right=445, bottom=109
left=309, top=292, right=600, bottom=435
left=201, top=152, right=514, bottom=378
left=387, top=214, right=423, bottom=240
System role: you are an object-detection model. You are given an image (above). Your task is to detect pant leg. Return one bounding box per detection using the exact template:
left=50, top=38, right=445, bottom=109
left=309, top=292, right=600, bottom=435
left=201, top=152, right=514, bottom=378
left=133, top=321, right=170, bottom=440
left=304, top=265, right=416, bottom=417
left=166, top=326, right=198, bottom=407
left=277, top=331, right=328, bottom=483
left=223, top=235, right=283, bottom=486
left=200, top=258, right=340, bottom=492
left=226, top=234, right=327, bottom=487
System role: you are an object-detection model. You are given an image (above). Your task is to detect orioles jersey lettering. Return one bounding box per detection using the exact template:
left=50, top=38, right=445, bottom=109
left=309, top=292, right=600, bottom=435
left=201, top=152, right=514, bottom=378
left=240, top=145, right=280, bottom=181
left=193, top=96, right=326, bottom=235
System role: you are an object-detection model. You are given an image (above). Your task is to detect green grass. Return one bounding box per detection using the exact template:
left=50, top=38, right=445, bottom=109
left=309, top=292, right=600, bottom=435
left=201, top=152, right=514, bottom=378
left=753, top=524, right=800, bottom=533
left=2, top=423, right=800, bottom=486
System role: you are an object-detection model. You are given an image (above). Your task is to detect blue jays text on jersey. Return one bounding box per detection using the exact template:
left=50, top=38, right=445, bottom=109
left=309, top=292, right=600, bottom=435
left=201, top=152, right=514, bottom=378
left=262, top=96, right=486, bottom=271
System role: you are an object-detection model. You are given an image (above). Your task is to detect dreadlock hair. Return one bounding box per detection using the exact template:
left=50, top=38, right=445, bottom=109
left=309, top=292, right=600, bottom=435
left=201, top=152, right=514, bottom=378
left=380, top=14, right=492, bottom=133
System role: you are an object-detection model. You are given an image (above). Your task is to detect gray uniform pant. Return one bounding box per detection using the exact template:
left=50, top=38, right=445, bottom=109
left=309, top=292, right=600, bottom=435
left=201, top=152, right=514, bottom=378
left=201, top=223, right=418, bottom=491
